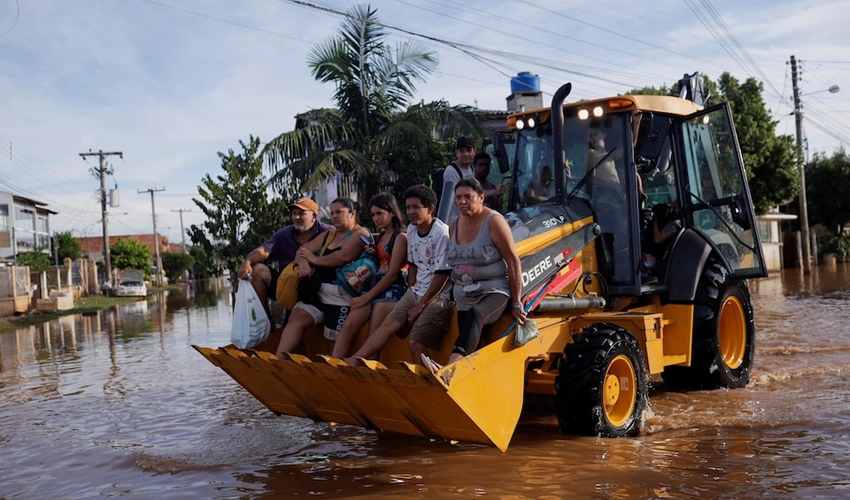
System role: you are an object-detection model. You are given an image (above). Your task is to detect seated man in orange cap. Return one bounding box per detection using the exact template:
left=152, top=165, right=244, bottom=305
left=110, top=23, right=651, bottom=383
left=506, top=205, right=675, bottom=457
left=238, top=198, right=333, bottom=321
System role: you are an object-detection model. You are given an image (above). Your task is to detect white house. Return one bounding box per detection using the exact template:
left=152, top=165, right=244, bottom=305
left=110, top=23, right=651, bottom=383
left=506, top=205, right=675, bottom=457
left=0, top=191, right=56, bottom=262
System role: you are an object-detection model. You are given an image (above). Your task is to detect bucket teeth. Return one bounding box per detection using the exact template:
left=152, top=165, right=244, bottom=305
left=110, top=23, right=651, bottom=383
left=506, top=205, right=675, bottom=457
left=195, top=333, right=532, bottom=452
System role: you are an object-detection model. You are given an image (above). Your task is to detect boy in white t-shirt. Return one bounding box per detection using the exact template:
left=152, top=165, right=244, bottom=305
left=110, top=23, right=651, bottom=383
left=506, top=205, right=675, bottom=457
left=343, top=185, right=455, bottom=366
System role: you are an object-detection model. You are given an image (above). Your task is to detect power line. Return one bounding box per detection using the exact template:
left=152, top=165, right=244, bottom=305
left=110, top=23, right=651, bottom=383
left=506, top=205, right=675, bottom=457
left=137, top=0, right=315, bottom=44
left=137, top=0, right=775, bottom=107
left=0, top=0, right=19, bottom=38
left=683, top=0, right=783, bottom=100
left=0, top=137, right=101, bottom=225
left=805, top=110, right=850, bottom=147
left=391, top=0, right=678, bottom=81
left=280, top=0, right=647, bottom=91
left=137, top=0, right=530, bottom=102
left=516, top=0, right=694, bottom=60
left=792, top=58, right=849, bottom=148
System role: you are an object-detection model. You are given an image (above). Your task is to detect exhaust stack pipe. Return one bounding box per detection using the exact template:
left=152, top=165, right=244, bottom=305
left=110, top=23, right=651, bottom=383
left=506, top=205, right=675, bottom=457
left=550, top=82, right=572, bottom=204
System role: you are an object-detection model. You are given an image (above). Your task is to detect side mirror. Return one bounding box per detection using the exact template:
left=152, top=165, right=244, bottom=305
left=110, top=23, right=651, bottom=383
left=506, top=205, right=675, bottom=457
left=492, top=131, right=515, bottom=174
left=732, top=195, right=751, bottom=231
left=636, top=113, right=671, bottom=160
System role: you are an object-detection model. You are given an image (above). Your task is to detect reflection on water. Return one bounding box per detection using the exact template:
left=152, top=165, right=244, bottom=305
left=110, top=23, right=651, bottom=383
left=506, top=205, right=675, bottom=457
left=2, top=270, right=850, bottom=498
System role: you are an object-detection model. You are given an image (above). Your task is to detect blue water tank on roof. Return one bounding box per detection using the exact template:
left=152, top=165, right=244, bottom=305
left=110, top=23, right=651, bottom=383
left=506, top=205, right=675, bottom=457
left=510, top=72, right=541, bottom=94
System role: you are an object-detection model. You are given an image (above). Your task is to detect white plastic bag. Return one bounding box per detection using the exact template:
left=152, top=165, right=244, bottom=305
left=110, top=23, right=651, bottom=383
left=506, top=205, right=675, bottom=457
left=230, top=279, right=271, bottom=349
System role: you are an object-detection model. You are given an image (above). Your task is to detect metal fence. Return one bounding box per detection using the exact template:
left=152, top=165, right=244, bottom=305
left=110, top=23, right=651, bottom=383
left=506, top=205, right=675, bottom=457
left=0, top=266, right=30, bottom=298
left=70, top=260, right=84, bottom=287
left=18, top=260, right=98, bottom=301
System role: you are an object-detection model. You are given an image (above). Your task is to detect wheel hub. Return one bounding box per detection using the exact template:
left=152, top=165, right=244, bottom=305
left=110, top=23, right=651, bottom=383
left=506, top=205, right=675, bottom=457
left=603, top=354, right=636, bottom=428
left=719, top=296, right=747, bottom=370
left=603, top=374, right=620, bottom=405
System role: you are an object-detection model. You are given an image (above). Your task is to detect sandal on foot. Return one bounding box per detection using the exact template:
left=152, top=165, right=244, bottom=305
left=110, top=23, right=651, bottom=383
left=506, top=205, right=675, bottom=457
left=420, top=353, right=442, bottom=374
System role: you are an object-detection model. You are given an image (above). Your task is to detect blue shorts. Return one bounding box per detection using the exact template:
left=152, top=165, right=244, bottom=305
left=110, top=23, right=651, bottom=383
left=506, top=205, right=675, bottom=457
left=371, top=272, right=406, bottom=302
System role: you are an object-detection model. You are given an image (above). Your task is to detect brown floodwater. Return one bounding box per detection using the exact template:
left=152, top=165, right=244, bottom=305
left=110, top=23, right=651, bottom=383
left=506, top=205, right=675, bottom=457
left=2, top=267, right=850, bottom=499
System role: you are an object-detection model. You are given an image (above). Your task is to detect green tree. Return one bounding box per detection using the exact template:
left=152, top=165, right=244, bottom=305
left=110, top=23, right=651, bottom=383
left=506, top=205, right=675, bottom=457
left=622, top=83, right=676, bottom=97
left=160, top=252, right=195, bottom=282
left=111, top=238, right=151, bottom=273
left=807, top=148, right=850, bottom=234
left=716, top=73, right=798, bottom=214
left=17, top=250, right=51, bottom=271
left=385, top=125, right=454, bottom=195
left=54, top=231, right=82, bottom=261
left=190, top=135, right=295, bottom=282
left=188, top=244, right=217, bottom=279
left=263, top=4, right=479, bottom=202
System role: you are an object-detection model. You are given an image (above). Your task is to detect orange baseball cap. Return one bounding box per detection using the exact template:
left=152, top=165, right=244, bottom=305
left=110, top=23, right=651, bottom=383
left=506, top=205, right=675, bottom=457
left=288, top=198, right=319, bottom=214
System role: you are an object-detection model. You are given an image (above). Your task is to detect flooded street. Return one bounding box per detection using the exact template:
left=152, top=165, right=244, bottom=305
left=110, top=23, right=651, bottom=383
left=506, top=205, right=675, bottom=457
left=2, top=267, right=850, bottom=499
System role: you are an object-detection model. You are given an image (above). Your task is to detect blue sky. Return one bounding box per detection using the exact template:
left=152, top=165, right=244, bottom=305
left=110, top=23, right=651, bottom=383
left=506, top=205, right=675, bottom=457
left=1, top=0, right=848, bottom=243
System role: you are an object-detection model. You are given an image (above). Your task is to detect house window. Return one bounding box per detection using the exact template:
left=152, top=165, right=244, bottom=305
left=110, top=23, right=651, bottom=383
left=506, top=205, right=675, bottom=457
left=0, top=205, right=8, bottom=230
left=15, top=207, right=34, bottom=230
left=16, top=229, right=35, bottom=250
left=757, top=220, right=773, bottom=244
left=35, top=216, right=50, bottom=251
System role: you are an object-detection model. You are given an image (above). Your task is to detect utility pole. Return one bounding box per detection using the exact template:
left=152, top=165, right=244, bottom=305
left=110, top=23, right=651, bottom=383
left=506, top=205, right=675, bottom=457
left=172, top=208, right=191, bottom=253
left=790, top=55, right=812, bottom=274
left=80, top=149, right=122, bottom=289
left=139, top=187, right=166, bottom=286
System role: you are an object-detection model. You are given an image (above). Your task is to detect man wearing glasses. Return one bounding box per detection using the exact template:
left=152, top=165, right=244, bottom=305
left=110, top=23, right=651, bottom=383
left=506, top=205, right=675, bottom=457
left=238, top=198, right=333, bottom=318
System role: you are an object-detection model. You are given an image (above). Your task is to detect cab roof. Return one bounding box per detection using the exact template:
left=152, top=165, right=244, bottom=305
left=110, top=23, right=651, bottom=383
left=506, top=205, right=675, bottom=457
left=507, top=94, right=704, bottom=129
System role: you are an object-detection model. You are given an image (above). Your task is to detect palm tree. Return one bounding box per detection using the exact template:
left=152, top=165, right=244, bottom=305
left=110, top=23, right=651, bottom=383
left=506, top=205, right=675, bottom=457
left=263, top=4, right=479, bottom=201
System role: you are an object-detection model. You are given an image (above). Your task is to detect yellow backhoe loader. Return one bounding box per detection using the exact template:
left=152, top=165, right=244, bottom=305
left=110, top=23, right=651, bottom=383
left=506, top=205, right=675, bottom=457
left=195, top=74, right=766, bottom=451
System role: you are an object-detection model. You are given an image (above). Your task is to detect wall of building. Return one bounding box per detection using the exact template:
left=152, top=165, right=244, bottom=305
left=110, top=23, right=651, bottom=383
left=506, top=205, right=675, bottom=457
left=0, top=191, right=54, bottom=261
left=757, top=211, right=798, bottom=273
left=74, top=233, right=177, bottom=263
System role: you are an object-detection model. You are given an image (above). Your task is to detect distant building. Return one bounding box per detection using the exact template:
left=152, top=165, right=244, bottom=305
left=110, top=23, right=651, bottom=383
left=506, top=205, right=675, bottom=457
left=0, top=191, right=56, bottom=262
left=75, top=233, right=179, bottom=268
left=757, top=209, right=797, bottom=272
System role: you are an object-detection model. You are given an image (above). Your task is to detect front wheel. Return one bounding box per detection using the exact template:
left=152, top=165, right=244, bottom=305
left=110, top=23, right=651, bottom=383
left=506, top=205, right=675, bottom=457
left=556, top=324, right=648, bottom=437
left=662, top=258, right=755, bottom=390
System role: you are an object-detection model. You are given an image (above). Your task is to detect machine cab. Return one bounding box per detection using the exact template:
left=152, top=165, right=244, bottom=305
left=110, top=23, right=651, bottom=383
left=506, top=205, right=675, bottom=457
left=668, top=103, right=767, bottom=279
left=504, top=96, right=766, bottom=297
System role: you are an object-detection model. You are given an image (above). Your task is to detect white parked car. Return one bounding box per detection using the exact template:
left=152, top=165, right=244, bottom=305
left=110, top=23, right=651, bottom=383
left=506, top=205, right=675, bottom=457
left=117, top=280, right=147, bottom=297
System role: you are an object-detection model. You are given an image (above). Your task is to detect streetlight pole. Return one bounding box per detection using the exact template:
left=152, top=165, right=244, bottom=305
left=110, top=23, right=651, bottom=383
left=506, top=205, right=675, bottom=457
left=172, top=208, right=191, bottom=253
left=139, top=187, right=166, bottom=286
left=790, top=55, right=840, bottom=274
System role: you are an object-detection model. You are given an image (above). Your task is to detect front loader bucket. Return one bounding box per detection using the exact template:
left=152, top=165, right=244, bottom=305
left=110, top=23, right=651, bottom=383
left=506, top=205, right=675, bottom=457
left=194, top=346, right=369, bottom=426
left=193, top=326, right=562, bottom=451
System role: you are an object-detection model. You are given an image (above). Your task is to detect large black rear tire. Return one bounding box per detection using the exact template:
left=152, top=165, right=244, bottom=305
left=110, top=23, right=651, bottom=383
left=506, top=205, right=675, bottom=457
left=555, top=324, right=647, bottom=437
left=662, top=258, right=755, bottom=390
